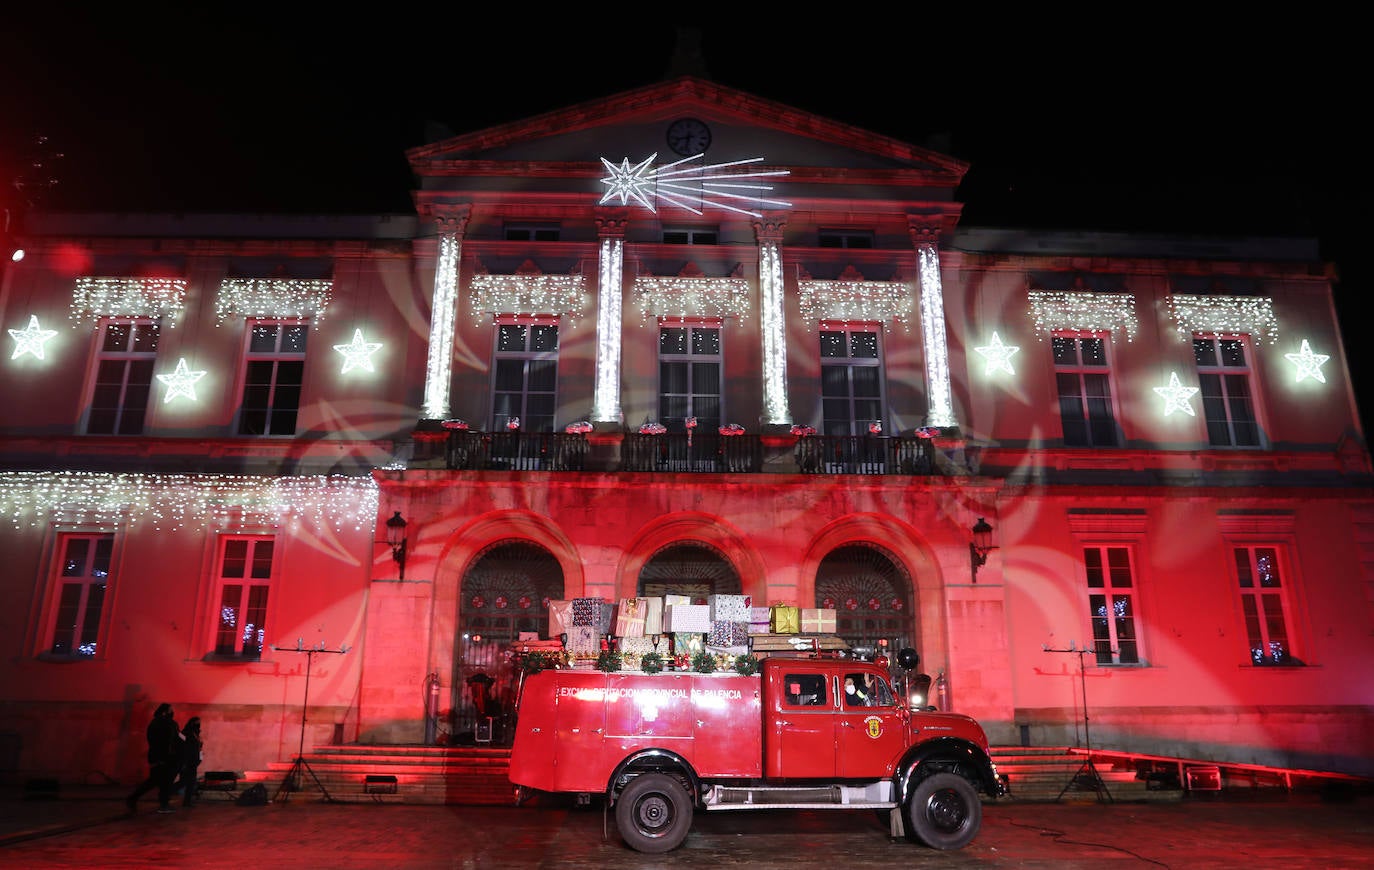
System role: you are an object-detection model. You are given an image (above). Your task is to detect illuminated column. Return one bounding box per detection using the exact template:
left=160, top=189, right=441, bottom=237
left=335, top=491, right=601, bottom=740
left=421, top=206, right=470, bottom=420
left=911, top=221, right=957, bottom=428
left=592, top=217, right=628, bottom=424
left=754, top=217, right=790, bottom=425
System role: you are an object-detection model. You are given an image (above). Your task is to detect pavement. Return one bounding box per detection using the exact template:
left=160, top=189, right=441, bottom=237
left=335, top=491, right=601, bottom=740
left=1, top=783, right=1371, bottom=868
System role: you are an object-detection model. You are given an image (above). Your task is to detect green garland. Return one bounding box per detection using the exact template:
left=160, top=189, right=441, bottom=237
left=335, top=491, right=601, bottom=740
left=691, top=650, right=717, bottom=674
left=595, top=649, right=623, bottom=672
left=640, top=652, right=665, bottom=674
left=733, top=653, right=760, bottom=676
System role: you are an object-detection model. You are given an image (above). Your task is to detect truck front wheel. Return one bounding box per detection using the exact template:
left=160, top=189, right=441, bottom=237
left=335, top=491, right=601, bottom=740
left=614, top=773, right=693, bottom=853
left=906, top=772, right=981, bottom=850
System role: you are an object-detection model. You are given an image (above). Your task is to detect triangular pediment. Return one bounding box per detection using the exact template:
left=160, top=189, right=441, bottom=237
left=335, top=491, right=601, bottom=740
left=407, top=75, right=966, bottom=183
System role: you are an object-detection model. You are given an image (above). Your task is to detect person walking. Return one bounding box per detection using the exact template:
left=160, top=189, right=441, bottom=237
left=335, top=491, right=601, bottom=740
left=126, top=702, right=180, bottom=813
left=176, top=717, right=204, bottom=807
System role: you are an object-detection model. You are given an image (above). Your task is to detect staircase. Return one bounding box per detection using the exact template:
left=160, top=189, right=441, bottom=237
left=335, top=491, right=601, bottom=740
left=241, top=745, right=515, bottom=805
left=241, top=744, right=1186, bottom=805
left=991, top=746, right=1183, bottom=803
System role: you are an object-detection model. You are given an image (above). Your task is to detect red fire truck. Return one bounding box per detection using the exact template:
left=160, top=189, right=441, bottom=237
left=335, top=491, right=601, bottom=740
left=508, top=653, right=1005, bottom=853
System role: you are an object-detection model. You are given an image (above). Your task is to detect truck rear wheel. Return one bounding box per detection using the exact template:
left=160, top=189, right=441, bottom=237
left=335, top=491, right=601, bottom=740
left=906, top=772, right=981, bottom=850
left=614, top=773, right=693, bottom=853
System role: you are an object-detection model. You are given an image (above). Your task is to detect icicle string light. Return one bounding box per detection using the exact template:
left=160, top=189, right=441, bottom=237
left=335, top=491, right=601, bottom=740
left=423, top=232, right=461, bottom=419
left=759, top=242, right=790, bottom=424
left=0, top=471, right=379, bottom=532
left=1168, top=294, right=1279, bottom=344
left=633, top=276, right=751, bottom=321
left=593, top=239, right=623, bottom=423
left=70, top=278, right=187, bottom=325
left=468, top=275, right=588, bottom=324
left=918, top=245, right=956, bottom=428
left=215, top=279, right=333, bottom=327
left=1028, top=290, right=1138, bottom=341
left=797, top=280, right=912, bottom=330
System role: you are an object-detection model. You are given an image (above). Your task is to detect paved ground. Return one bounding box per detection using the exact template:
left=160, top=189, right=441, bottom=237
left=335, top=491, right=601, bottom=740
left=1, top=785, right=1371, bottom=868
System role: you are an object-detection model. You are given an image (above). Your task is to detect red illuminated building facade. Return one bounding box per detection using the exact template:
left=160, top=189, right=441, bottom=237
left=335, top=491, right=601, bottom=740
left=1, top=76, right=1371, bottom=784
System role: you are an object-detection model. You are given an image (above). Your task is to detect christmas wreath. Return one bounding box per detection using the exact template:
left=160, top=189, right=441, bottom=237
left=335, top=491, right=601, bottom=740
left=595, top=649, right=623, bottom=672
left=640, top=651, right=665, bottom=674
left=691, top=650, right=717, bottom=674
left=733, top=653, right=761, bottom=676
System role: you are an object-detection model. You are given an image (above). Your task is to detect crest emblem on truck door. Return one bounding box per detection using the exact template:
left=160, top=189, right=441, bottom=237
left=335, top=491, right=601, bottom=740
left=865, top=716, right=884, bottom=739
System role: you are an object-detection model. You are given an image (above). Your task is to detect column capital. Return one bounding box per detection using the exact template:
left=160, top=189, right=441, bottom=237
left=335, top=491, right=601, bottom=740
left=420, top=203, right=472, bottom=236
left=594, top=213, right=629, bottom=239
left=907, top=217, right=943, bottom=248
left=752, top=215, right=788, bottom=245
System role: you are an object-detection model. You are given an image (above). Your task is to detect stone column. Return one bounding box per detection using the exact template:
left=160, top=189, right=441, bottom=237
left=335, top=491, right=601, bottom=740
left=910, top=220, right=957, bottom=429
left=592, top=215, right=628, bottom=425
left=420, top=205, right=470, bottom=421
left=754, top=216, right=790, bottom=426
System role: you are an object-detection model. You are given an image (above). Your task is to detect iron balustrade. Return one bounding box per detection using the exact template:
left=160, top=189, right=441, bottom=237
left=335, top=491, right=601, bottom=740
left=445, top=430, right=587, bottom=471
left=795, top=435, right=936, bottom=476
left=623, top=432, right=762, bottom=473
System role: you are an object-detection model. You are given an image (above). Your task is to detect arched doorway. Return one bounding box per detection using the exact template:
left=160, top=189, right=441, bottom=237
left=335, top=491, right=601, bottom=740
left=454, top=540, right=564, bottom=743
left=815, top=543, right=916, bottom=657
left=637, top=541, right=742, bottom=600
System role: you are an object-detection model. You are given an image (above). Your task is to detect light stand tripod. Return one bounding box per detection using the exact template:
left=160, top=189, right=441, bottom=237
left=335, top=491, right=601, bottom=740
left=272, top=640, right=349, bottom=803
left=1044, top=642, right=1113, bottom=803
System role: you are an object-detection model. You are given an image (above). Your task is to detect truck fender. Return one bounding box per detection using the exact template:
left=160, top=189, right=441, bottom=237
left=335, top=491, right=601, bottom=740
left=606, top=748, right=702, bottom=806
left=894, top=736, right=1000, bottom=801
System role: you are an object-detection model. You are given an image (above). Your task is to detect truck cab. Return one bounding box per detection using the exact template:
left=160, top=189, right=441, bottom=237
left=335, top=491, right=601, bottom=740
left=509, top=654, right=1004, bottom=853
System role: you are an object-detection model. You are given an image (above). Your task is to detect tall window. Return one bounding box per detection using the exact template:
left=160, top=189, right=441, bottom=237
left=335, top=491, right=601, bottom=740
left=87, top=320, right=159, bottom=435
left=492, top=322, right=558, bottom=431
left=212, top=537, right=273, bottom=658
left=238, top=321, right=307, bottom=436
left=1053, top=333, right=1117, bottom=447
left=820, top=326, right=883, bottom=436
left=1194, top=336, right=1260, bottom=447
left=659, top=324, right=721, bottom=431
left=1083, top=546, right=1140, bottom=665
left=1234, top=545, right=1299, bottom=665
left=46, top=534, right=113, bottom=657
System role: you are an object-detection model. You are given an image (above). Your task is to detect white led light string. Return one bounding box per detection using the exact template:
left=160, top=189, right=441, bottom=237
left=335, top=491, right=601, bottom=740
left=918, top=246, right=955, bottom=428
left=0, top=471, right=379, bottom=532
left=633, top=276, right=750, bottom=322
left=593, top=239, right=624, bottom=423
left=797, top=280, right=912, bottom=330
left=468, top=275, right=588, bottom=325
left=215, top=279, right=333, bottom=327
left=423, top=232, right=461, bottom=419
left=1027, top=290, right=1138, bottom=341
left=69, top=278, right=187, bottom=326
left=1167, top=294, right=1279, bottom=344
left=760, top=242, right=790, bottom=424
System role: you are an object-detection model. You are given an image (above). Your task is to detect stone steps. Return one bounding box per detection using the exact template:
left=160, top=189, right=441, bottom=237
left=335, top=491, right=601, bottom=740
left=991, top=746, right=1183, bottom=803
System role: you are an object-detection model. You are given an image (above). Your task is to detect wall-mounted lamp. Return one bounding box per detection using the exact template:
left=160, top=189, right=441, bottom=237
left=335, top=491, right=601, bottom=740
left=970, top=516, right=997, bottom=582
left=385, top=511, right=408, bottom=580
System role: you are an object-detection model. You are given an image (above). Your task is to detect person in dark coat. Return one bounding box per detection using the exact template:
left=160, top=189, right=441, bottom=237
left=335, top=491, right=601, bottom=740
left=175, top=717, right=203, bottom=807
left=126, top=702, right=180, bottom=813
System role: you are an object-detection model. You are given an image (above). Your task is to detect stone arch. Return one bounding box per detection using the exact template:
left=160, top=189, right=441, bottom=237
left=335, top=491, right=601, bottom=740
left=618, top=512, right=768, bottom=603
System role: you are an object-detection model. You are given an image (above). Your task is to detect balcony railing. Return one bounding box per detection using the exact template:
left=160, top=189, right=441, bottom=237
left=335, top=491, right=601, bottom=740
left=795, top=435, right=936, bottom=476
left=622, top=433, right=763, bottom=473
left=445, top=431, right=587, bottom=471
left=438, top=430, right=939, bottom=475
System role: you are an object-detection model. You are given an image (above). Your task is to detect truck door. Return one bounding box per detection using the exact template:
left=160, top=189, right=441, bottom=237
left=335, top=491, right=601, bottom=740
left=766, top=668, right=836, bottom=778
left=835, top=671, right=906, bottom=778
left=552, top=674, right=608, bottom=792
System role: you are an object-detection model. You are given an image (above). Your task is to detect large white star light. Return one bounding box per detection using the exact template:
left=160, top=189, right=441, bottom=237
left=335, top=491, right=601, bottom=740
left=333, top=328, right=383, bottom=373
left=1153, top=371, right=1201, bottom=416
left=974, top=331, right=1020, bottom=375
left=598, top=153, right=790, bottom=218
left=8, top=315, right=58, bottom=360
left=1284, top=339, right=1330, bottom=383
left=156, top=358, right=208, bottom=403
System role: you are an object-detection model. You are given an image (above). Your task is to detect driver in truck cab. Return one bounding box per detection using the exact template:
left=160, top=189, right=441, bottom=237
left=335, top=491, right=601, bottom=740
left=844, top=674, right=873, bottom=707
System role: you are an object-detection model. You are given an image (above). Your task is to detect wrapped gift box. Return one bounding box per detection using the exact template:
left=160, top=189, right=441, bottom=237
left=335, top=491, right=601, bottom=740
left=748, top=619, right=772, bottom=635
left=571, top=597, right=606, bottom=627
left=708, top=620, right=750, bottom=647
left=801, top=608, right=837, bottom=633
left=664, top=594, right=693, bottom=606
left=706, top=644, right=749, bottom=657
left=673, top=633, right=705, bottom=656
left=643, top=597, right=664, bottom=636
left=770, top=604, right=800, bottom=634
left=567, top=626, right=601, bottom=655
left=547, top=600, right=573, bottom=636
left=665, top=603, right=711, bottom=633
left=618, top=635, right=660, bottom=656
left=708, top=594, right=753, bottom=622
left=748, top=606, right=771, bottom=635
left=616, top=597, right=648, bottom=637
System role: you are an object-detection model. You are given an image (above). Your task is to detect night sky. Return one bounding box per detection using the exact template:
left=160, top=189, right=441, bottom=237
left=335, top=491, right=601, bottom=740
left=2, top=13, right=1365, bottom=427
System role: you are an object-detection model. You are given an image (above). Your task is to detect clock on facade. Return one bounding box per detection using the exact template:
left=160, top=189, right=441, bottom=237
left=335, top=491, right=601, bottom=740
left=666, top=118, right=712, bottom=156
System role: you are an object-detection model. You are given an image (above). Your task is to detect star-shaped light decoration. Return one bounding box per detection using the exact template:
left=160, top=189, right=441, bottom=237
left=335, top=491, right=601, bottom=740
left=8, top=315, right=58, bottom=360
left=1153, top=371, right=1201, bottom=416
left=598, top=152, right=790, bottom=218
left=973, top=331, right=1020, bottom=375
left=333, top=328, right=383, bottom=373
left=155, top=358, right=208, bottom=403
left=1284, top=339, right=1330, bottom=383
